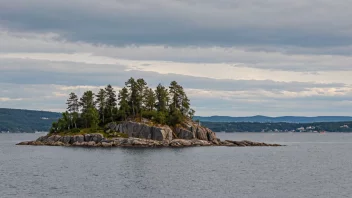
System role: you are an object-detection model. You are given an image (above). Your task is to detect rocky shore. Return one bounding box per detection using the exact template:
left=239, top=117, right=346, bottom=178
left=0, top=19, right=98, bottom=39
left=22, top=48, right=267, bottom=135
left=17, top=133, right=282, bottom=147
left=17, top=120, right=283, bottom=148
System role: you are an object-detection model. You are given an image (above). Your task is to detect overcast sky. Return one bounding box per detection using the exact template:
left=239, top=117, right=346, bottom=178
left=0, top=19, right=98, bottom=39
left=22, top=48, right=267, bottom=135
left=1, top=0, right=352, bottom=116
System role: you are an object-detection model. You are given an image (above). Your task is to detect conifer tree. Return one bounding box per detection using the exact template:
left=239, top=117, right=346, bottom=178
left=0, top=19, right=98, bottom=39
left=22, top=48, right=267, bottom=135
left=143, top=88, right=156, bottom=111
left=118, top=87, right=130, bottom=120
left=95, top=89, right=107, bottom=124
left=86, top=107, right=100, bottom=130
left=125, top=78, right=138, bottom=116
left=155, top=84, right=169, bottom=112
left=169, top=81, right=185, bottom=111
left=181, top=95, right=190, bottom=116
left=66, top=92, right=79, bottom=128
left=188, top=108, right=196, bottom=119
left=105, top=85, right=117, bottom=122
left=80, top=91, right=95, bottom=128
left=66, top=92, right=79, bottom=113
left=136, top=78, right=147, bottom=114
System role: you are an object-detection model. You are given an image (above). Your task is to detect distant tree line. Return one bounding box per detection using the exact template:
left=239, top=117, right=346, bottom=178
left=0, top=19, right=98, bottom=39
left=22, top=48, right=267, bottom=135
left=202, top=122, right=352, bottom=132
left=0, top=108, right=60, bottom=133
left=50, top=78, right=195, bottom=133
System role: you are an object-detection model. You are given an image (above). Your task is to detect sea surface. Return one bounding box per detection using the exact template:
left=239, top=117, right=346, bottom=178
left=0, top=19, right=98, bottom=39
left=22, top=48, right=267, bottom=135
left=1, top=133, right=352, bottom=198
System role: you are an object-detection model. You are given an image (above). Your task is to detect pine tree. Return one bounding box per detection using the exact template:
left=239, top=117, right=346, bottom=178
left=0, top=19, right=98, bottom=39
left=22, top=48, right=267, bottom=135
left=80, top=91, right=95, bottom=128
left=87, top=107, right=100, bottom=130
left=155, top=84, right=169, bottom=112
left=105, top=85, right=117, bottom=122
left=118, top=87, right=130, bottom=120
left=188, top=108, right=196, bottom=119
left=95, top=89, right=107, bottom=124
left=125, top=78, right=138, bottom=116
left=62, top=111, right=71, bottom=130
left=66, top=92, right=79, bottom=113
left=181, top=95, right=190, bottom=116
left=136, top=78, right=147, bottom=114
left=169, top=81, right=184, bottom=111
left=66, top=92, right=79, bottom=128
left=143, top=88, right=156, bottom=111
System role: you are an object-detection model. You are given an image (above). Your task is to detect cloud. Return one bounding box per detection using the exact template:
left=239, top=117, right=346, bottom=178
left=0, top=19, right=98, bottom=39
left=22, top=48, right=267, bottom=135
left=0, top=97, right=23, bottom=102
left=1, top=0, right=352, bottom=48
left=1, top=0, right=352, bottom=116
left=1, top=30, right=352, bottom=73
left=1, top=82, right=352, bottom=116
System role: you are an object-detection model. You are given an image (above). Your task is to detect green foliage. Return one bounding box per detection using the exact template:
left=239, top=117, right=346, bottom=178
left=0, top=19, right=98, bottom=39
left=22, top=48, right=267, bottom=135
left=153, top=111, right=168, bottom=125
left=168, top=81, right=191, bottom=117
left=141, top=110, right=157, bottom=120
left=95, top=88, right=107, bottom=124
left=105, top=84, right=117, bottom=122
left=168, top=109, right=184, bottom=126
left=66, top=92, right=79, bottom=113
left=48, top=77, right=196, bottom=135
left=188, top=109, right=196, bottom=119
left=155, top=84, right=169, bottom=112
left=143, top=88, right=156, bottom=111
left=87, top=107, right=100, bottom=130
left=125, top=77, right=138, bottom=116
left=118, top=87, right=130, bottom=120
left=80, top=91, right=95, bottom=128
left=70, top=128, right=81, bottom=133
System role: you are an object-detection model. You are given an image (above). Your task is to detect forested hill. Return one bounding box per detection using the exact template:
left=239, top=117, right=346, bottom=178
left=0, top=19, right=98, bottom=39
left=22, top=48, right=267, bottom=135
left=201, top=121, right=352, bottom=132
left=0, top=108, right=60, bottom=133
left=194, top=115, right=352, bottom=123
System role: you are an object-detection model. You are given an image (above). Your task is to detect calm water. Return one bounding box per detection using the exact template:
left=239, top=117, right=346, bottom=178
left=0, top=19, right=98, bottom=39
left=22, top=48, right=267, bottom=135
left=1, top=133, right=352, bottom=198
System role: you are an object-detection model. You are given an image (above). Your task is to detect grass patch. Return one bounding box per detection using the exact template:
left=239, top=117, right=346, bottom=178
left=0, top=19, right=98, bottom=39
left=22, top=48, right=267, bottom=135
left=50, top=128, right=128, bottom=139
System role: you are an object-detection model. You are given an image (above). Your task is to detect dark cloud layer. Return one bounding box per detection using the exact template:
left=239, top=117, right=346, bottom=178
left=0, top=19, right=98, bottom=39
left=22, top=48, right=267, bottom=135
left=1, top=0, right=352, bottom=50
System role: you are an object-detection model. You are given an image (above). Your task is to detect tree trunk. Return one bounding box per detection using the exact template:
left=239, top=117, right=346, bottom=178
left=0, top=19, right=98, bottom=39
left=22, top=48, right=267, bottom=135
left=110, top=108, right=113, bottom=122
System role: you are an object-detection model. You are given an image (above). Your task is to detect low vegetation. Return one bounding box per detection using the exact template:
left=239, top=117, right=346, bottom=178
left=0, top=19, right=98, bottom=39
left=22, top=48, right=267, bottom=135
left=53, top=128, right=128, bottom=138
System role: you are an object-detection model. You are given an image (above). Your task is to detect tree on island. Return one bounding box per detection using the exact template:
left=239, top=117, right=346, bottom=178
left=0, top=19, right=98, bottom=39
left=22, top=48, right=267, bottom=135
left=105, top=84, right=117, bottom=123
left=95, top=89, right=107, bottom=124
left=66, top=92, right=79, bottom=128
left=50, top=78, right=196, bottom=134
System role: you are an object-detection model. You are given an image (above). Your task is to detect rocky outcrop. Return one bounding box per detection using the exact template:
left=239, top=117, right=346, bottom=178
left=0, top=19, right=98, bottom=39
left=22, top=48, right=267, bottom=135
left=104, top=120, right=217, bottom=144
left=17, top=134, right=283, bottom=147
left=220, top=140, right=282, bottom=147
left=105, top=121, right=173, bottom=141
left=174, top=120, right=218, bottom=144
left=17, top=120, right=283, bottom=148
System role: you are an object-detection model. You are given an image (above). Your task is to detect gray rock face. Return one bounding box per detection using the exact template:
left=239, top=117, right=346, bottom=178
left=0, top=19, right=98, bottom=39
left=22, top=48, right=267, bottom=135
left=105, top=120, right=218, bottom=142
left=46, top=135, right=61, bottom=143
left=84, top=134, right=92, bottom=142
left=73, top=135, right=84, bottom=143
left=106, top=121, right=173, bottom=141
left=91, top=133, right=104, bottom=143
left=174, top=120, right=217, bottom=142
left=170, top=139, right=193, bottom=147
left=62, top=136, right=72, bottom=144
left=175, top=128, right=195, bottom=139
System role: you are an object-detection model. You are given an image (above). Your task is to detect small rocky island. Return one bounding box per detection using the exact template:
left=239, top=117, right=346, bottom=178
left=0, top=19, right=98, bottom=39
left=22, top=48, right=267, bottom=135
left=17, top=78, right=282, bottom=148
